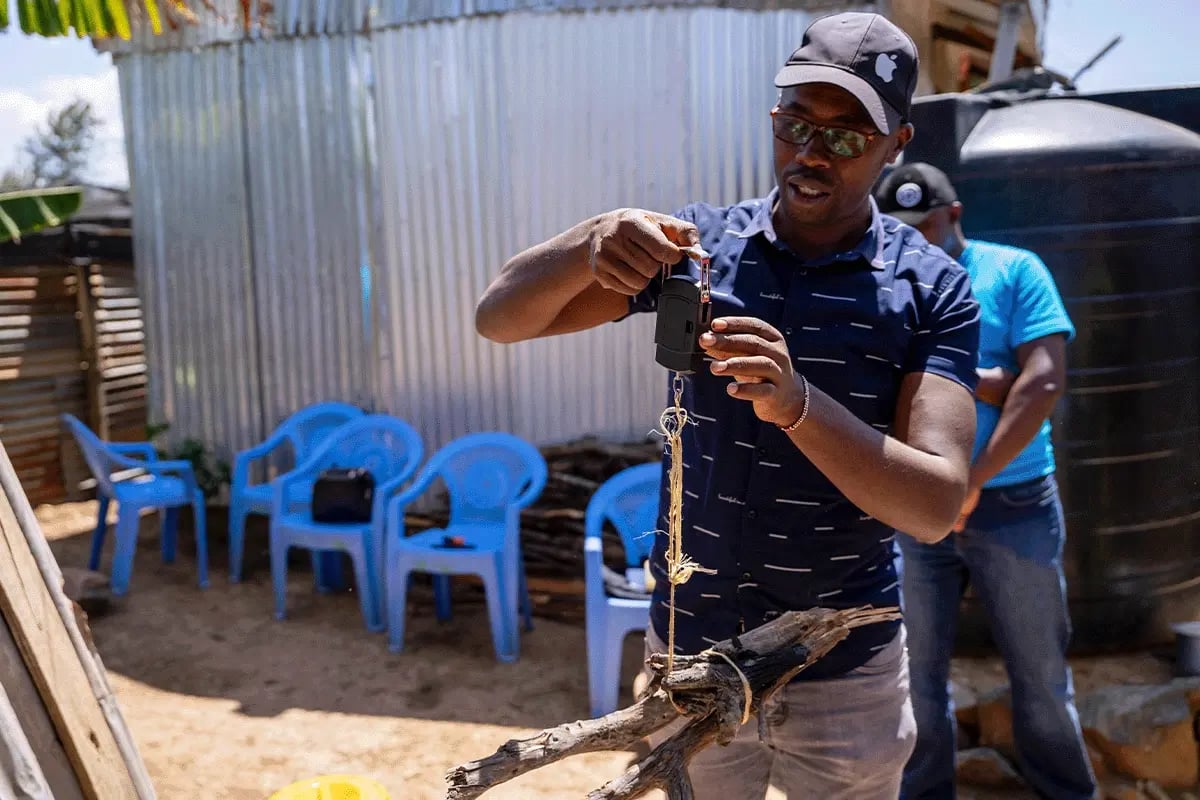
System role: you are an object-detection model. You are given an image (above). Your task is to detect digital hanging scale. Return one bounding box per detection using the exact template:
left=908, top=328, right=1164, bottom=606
left=653, top=245, right=712, bottom=374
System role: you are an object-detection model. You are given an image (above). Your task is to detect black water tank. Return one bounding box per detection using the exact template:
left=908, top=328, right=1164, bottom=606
left=906, top=89, right=1200, bottom=653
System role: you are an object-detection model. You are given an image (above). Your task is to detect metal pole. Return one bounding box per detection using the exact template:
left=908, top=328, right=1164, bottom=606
left=988, top=1, right=1025, bottom=84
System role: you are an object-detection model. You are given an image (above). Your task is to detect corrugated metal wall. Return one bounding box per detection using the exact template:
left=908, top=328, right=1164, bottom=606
left=242, top=36, right=379, bottom=424
left=116, top=4, right=867, bottom=457
left=96, top=0, right=866, bottom=51
left=120, top=47, right=264, bottom=452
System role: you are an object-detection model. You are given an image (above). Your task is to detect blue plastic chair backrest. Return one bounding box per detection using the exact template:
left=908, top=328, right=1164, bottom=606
left=277, top=402, right=365, bottom=462
left=585, top=462, right=662, bottom=569
left=429, top=433, right=548, bottom=526
left=60, top=414, right=125, bottom=497
left=302, top=414, right=424, bottom=484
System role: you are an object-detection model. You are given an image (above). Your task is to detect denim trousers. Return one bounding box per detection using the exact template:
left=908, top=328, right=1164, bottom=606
left=897, top=473, right=1097, bottom=800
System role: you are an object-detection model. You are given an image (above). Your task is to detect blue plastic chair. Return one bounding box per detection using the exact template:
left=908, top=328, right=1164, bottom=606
left=385, top=432, right=547, bottom=663
left=228, top=401, right=365, bottom=582
left=61, top=414, right=210, bottom=596
left=270, top=414, right=424, bottom=632
left=585, top=462, right=661, bottom=717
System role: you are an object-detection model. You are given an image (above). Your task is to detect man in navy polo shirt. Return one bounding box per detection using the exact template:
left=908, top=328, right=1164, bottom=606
left=875, top=163, right=1096, bottom=800
left=476, top=12, right=981, bottom=799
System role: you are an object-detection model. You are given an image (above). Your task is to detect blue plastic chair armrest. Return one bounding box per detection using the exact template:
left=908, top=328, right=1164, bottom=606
left=143, top=458, right=196, bottom=474
left=272, top=462, right=321, bottom=515
left=110, top=442, right=158, bottom=462
left=231, top=431, right=288, bottom=490
left=386, top=492, right=409, bottom=541
left=143, top=459, right=198, bottom=484
left=369, top=469, right=415, bottom=522
left=131, top=459, right=199, bottom=493
left=386, top=469, right=438, bottom=513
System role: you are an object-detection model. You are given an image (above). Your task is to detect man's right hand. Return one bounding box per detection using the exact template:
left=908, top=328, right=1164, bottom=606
left=589, top=209, right=701, bottom=296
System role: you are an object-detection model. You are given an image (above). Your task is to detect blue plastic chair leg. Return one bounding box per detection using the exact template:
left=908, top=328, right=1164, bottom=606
left=314, top=551, right=346, bottom=593
left=191, top=491, right=209, bottom=589
left=480, top=559, right=516, bottom=663
left=227, top=500, right=247, bottom=583
left=161, top=507, right=179, bottom=563
left=386, top=562, right=412, bottom=653
left=348, top=542, right=383, bottom=633
left=271, top=534, right=290, bottom=621
left=518, top=562, right=533, bottom=633
left=587, top=616, right=624, bottom=718
left=89, top=495, right=110, bottom=571
left=110, top=508, right=141, bottom=596
left=433, top=575, right=452, bottom=622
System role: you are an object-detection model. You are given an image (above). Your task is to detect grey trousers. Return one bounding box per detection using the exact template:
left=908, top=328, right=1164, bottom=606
left=644, top=624, right=917, bottom=800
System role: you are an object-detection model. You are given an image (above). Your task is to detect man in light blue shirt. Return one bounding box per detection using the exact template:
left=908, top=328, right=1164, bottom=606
left=874, top=163, right=1097, bottom=800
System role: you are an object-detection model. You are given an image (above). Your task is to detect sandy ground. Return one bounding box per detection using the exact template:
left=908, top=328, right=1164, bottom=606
left=35, top=501, right=1176, bottom=800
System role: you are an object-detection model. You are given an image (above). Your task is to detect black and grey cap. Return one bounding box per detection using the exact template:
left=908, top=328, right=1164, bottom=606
left=873, top=162, right=959, bottom=224
left=774, top=11, right=919, bottom=135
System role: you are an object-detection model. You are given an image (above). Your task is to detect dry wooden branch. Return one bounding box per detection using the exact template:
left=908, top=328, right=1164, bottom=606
left=446, top=605, right=900, bottom=800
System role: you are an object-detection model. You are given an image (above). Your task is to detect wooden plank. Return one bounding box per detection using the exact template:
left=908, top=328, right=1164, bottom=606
left=0, top=443, right=154, bottom=798
left=74, top=265, right=104, bottom=439
left=0, top=607, right=83, bottom=800
left=0, top=457, right=142, bottom=798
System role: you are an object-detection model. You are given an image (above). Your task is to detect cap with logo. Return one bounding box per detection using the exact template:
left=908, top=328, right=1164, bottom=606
left=873, top=162, right=959, bottom=224
left=774, top=11, right=919, bottom=135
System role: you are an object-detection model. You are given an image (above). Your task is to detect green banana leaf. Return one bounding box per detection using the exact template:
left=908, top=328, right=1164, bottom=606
left=4, top=0, right=152, bottom=37
left=1, top=0, right=240, bottom=37
left=0, top=186, right=85, bottom=245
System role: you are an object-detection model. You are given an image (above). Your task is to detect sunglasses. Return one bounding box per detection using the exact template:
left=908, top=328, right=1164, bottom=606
left=770, top=108, right=878, bottom=159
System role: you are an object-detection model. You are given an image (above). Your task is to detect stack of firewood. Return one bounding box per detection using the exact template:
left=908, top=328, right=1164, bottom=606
left=403, top=437, right=662, bottom=619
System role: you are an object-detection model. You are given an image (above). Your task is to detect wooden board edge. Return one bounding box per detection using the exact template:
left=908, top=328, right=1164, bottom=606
left=0, top=440, right=153, bottom=799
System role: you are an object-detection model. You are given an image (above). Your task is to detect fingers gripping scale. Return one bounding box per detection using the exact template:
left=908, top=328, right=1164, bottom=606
left=654, top=246, right=712, bottom=374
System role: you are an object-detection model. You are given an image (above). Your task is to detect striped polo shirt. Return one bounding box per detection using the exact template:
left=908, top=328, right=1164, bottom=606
left=625, top=190, right=980, bottom=679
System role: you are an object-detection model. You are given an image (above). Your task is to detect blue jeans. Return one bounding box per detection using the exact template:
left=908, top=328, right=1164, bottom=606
left=897, top=474, right=1096, bottom=800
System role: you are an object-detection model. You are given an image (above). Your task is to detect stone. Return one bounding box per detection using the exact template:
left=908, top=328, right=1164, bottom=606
left=953, top=679, right=980, bottom=725
left=1101, top=779, right=1143, bottom=800
left=1088, top=742, right=1109, bottom=782
left=1079, top=679, right=1200, bottom=788
left=975, top=686, right=1016, bottom=759
left=59, top=566, right=112, bottom=617
left=955, top=747, right=1027, bottom=790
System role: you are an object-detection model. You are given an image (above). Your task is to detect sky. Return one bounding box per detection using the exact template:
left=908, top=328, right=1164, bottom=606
left=0, top=0, right=1198, bottom=189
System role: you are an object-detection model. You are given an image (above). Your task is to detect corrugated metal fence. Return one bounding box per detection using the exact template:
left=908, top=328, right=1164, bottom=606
left=116, top=4, right=866, bottom=458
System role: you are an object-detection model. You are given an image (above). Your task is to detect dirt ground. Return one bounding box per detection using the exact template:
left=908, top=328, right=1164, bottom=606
left=35, top=501, right=1176, bottom=800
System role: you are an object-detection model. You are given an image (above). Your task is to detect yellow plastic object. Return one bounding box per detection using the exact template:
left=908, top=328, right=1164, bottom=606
left=267, top=775, right=390, bottom=800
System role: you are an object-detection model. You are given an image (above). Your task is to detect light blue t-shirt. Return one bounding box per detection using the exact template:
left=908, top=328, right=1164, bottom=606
left=959, top=239, right=1075, bottom=488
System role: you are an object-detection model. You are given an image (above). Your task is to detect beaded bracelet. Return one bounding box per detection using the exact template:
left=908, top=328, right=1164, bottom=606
left=778, top=373, right=810, bottom=432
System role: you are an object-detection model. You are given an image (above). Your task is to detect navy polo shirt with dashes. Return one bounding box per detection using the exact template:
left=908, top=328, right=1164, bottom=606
left=625, top=189, right=981, bottom=680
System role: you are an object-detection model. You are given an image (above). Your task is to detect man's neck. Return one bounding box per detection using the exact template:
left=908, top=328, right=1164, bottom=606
left=771, top=200, right=873, bottom=261
left=945, top=233, right=967, bottom=261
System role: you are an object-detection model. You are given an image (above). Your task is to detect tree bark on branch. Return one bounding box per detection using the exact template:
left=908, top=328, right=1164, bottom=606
left=446, top=605, right=900, bottom=800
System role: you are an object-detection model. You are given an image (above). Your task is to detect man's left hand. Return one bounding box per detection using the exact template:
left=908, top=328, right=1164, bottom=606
left=700, top=316, right=806, bottom=427
left=952, top=485, right=981, bottom=532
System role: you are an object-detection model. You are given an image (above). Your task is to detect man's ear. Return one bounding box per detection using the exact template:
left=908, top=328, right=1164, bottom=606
left=948, top=201, right=964, bottom=225
left=888, top=122, right=914, bottom=163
